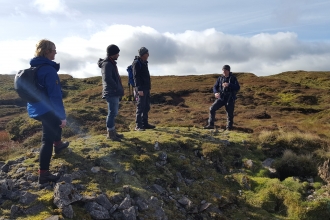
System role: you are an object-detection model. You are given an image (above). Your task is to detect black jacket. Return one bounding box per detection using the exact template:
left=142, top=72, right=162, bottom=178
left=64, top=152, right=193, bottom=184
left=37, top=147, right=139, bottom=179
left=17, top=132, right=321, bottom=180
left=132, top=57, right=151, bottom=91
left=98, top=57, right=124, bottom=98
left=213, top=73, right=240, bottom=101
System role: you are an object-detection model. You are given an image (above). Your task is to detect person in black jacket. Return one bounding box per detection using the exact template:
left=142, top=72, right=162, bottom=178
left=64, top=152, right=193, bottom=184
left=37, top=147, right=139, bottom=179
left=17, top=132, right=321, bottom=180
left=132, top=47, right=155, bottom=131
left=98, top=44, right=124, bottom=141
left=204, top=65, right=240, bottom=130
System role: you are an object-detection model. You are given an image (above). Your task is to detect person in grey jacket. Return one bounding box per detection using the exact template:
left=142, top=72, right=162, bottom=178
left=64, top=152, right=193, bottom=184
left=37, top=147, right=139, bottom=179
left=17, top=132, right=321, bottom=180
left=97, top=44, right=124, bottom=141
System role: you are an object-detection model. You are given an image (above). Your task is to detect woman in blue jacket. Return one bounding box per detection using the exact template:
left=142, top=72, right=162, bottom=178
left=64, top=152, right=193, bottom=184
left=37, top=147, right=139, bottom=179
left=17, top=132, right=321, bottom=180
left=28, top=39, right=69, bottom=184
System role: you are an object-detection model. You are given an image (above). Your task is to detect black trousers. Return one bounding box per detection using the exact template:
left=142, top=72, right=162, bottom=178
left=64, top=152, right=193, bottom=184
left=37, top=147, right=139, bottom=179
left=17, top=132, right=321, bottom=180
left=35, top=111, right=62, bottom=170
left=208, top=98, right=235, bottom=128
left=135, top=90, right=150, bottom=127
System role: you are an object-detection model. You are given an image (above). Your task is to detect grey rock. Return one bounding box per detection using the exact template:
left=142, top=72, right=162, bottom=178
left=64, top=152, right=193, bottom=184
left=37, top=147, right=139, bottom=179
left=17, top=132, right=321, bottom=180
left=212, top=193, right=222, bottom=200
left=15, top=179, right=30, bottom=188
left=6, top=160, right=15, bottom=166
left=154, top=141, right=160, bottom=150
left=156, top=161, right=166, bottom=167
left=0, top=179, right=14, bottom=197
left=74, top=183, right=86, bottom=191
left=148, top=196, right=168, bottom=220
left=96, top=193, right=113, bottom=210
left=155, top=161, right=167, bottom=167
left=15, top=157, right=25, bottom=163
left=158, top=152, right=167, bottom=161
left=207, top=205, right=223, bottom=216
left=178, top=196, right=192, bottom=206
left=16, top=167, right=26, bottom=173
left=81, top=195, right=96, bottom=203
left=24, top=203, right=45, bottom=215
left=135, top=197, right=148, bottom=211
left=110, top=203, right=118, bottom=214
left=244, top=159, right=253, bottom=169
left=262, top=158, right=274, bottom=168
left=62, top=205, right=74, bottom=218
left=71, top=170, right=85, bottom=180
left=176, top=172, right=184, bottom=183
left=45, top=215, right=60, bottom=220
left=10, top=205, right=22, bottom=218
left=151, top=184, right=166, bottom=195
left=91, top=166, right=101, bottom=173
left=19, top=191, right=38, bottom=205
left=85, top=201, right=110, bottom=219
left=110, top=194, right=124, bottom=203
left=184, top=178, right=194, bottom=185
left=122, top=206, right=136, bottom=220
left=57, top=174, right=72, bottom=183
left=179, top=155, right=186, bottom=160
left=1, top=164, right=9, bottom=173
left=53, top=182, right=82, bottom=208
left=118, top=195, right=132, bottom=210
left=199, top=202, right=212, bottom=212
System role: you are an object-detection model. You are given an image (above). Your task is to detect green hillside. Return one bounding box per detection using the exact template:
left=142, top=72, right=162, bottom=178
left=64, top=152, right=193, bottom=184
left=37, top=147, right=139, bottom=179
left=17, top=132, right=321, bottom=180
left=0, top=71, right=330, bottom=219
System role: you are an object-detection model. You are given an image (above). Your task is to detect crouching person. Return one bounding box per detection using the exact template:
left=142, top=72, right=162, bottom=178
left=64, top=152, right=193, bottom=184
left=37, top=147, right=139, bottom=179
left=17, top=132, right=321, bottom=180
left=204, top=65, right=240, bottom=130
left=28, top=39, right=69, bottom=184
left=98, top=44, right=124, bottom=141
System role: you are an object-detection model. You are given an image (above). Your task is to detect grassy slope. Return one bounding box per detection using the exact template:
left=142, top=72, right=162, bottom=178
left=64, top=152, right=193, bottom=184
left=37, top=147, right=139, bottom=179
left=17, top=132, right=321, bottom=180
left=0, top=71, right=330, bottom=219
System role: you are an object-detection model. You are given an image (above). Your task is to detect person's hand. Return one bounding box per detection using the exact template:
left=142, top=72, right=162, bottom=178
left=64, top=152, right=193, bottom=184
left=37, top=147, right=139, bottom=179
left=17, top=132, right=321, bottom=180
left=215, top=93, right=220, bottom=99
left=222, top=82, right=229, bottom=88
left=138, top=91, right=144, bottom=96
left=60, top=119, right=67, bottom=128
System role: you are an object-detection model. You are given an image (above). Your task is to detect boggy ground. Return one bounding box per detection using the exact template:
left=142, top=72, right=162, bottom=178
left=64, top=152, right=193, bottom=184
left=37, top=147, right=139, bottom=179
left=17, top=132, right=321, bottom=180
left=0, top=71, right=330, bottom=219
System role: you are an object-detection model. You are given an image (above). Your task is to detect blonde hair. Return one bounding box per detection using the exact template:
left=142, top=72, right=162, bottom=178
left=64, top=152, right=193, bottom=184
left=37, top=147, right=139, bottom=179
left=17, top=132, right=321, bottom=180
left=34, top=39, right=55, bottom=57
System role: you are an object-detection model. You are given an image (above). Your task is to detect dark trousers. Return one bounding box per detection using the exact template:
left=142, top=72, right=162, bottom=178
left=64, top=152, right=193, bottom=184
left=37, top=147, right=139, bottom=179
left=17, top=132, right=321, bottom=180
left=208, top=98, right=235, bottom=128
left=135, top=90, right=150, bottom=127
left=35, top=111, right=62, bottom=170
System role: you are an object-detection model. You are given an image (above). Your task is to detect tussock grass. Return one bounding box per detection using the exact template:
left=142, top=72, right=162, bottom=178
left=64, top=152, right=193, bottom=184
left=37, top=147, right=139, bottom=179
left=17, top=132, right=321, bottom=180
left=274, top=150, right=317, bottom=180
left=258, top=130, right=327, bottom=155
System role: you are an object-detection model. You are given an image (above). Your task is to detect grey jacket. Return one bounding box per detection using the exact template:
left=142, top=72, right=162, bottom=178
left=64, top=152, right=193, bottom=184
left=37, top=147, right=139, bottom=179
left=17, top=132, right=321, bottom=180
left=98, top=57, right=124, bottom=98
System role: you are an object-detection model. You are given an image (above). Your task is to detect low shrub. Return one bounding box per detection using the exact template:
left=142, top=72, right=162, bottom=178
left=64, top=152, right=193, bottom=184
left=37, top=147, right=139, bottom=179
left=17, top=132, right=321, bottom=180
left=274, top=150, right=317, bottom=180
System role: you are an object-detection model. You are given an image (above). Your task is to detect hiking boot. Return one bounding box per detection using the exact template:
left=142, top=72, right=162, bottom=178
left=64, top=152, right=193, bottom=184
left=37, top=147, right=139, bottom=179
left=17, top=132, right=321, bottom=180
left=134, top=127, right=145, bottom=131
left=204, top=124, right=214, bottom=129
left=54, top=141, right=70, bottom=154
left=144, top=124, right=155, bottom=129
left=114, top=130, right=124, bottom=138
left=107, top=130, right=121, bottom=142
left=38, top=170, right=60, bottom=184
left=226, top=127, right=233, bottom=131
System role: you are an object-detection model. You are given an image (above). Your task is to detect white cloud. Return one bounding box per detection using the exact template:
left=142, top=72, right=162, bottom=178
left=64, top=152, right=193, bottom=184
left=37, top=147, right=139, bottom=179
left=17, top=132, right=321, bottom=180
left=33, top=0, right=79, bottom=17
left=33, top=0, right=66, bottom=13
left=1, top=25, right=330, bottom=78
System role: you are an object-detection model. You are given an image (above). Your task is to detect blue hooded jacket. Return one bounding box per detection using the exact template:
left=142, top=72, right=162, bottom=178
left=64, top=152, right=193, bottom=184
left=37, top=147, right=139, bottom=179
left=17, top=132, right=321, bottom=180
left=27, top=57, right=66, bottom=120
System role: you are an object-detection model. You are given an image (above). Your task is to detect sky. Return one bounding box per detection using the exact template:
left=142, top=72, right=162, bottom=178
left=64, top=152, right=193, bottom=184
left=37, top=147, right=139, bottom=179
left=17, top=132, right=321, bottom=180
left=1, top=0, right=330, bottom=78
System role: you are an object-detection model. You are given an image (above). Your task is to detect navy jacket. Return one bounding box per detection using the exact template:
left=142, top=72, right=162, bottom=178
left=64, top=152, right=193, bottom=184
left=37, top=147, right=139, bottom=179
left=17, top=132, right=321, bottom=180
left=132, top=57, right=151, bottom=91
left=213, top=73, right=240, bottom=101
left=27, top=57, right=66, bottom=120
left=98, top=57, right=124, bottom=98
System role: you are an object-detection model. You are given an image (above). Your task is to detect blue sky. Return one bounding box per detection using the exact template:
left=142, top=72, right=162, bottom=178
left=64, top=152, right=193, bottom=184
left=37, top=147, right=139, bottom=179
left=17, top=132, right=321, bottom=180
left=1, top=0, right=330, bottom=78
